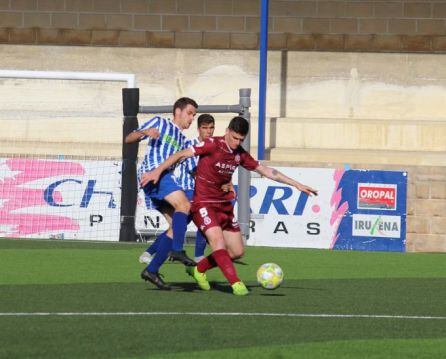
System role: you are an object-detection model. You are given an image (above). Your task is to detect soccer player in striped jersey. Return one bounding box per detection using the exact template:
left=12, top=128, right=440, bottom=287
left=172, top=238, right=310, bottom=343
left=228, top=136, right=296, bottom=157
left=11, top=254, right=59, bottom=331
left=175, top=114, right=216, bottom=262
left=125, top=97, right=198, bottom=290
left=141, top=116, right=317, bottom=295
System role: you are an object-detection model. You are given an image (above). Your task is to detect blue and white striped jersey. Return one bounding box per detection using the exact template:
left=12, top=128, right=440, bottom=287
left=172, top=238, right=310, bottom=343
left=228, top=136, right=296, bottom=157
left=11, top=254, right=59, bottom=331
left=175, top=137, right=200, bottom=191
left=136, top=116, right=188, bottom=179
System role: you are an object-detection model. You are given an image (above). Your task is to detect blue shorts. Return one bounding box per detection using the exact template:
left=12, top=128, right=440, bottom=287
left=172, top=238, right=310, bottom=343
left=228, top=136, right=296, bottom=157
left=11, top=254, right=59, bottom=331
left=142, top=171, right=183, bottom=210
left=184, top=189, right=194, bottom=202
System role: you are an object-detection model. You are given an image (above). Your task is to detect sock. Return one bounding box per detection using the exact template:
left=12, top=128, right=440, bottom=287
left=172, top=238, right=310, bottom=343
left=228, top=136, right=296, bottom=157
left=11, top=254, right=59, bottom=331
left=197, top=253, right=218, bottom=273
left=212, top=249, right=240, bottom=285
left=147, top=234, right=172, bottom=273
left=194, top=230, right=207, bottom=258
left=147, top=231, right=167, bottom=255
left=171, top=211, right=188, bottom=252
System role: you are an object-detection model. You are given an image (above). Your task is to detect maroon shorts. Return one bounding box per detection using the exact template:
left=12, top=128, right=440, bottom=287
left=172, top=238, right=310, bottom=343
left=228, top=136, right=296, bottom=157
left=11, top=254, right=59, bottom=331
left=191, top=201, right=240, bottom=233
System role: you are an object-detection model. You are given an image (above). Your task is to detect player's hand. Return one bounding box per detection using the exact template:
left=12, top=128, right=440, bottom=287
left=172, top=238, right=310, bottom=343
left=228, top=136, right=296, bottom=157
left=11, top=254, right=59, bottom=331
left=142, top=128, right=160, bottom=139
left=221, top=182, right=236, bottom=200
left=140, top=169, right=161, bottom=187
left=296, top=183, right=318, bottom=196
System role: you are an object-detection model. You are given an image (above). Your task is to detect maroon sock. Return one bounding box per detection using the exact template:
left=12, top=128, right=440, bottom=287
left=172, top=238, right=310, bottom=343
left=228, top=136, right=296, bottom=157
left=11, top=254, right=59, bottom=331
left=197, top=254, right=217, bottom=273
left=212, top=249, right=240, bottom=285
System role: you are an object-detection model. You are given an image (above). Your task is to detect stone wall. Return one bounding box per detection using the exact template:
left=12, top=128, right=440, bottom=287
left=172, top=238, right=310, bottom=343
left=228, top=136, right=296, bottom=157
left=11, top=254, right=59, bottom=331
left=1, top=0, right=446, bottom=52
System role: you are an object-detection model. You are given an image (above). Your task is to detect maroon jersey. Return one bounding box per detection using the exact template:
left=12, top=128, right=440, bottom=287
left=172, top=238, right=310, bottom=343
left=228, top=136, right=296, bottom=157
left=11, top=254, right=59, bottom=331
left=191, top=136, right=259, bottom=203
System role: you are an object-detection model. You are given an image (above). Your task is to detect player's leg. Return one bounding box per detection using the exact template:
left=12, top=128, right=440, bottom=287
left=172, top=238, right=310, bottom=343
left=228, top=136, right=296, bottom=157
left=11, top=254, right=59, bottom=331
left=164, top=189, right=195, bottom=266
left=141, top=205, right=175, bottom=290
left=194, top=229, right=207, bottom=262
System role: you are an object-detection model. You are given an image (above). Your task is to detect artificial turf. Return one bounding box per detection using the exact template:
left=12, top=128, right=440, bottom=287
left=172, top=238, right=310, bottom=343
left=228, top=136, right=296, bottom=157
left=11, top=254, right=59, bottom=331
left=0, top=238, right=445, bottom=358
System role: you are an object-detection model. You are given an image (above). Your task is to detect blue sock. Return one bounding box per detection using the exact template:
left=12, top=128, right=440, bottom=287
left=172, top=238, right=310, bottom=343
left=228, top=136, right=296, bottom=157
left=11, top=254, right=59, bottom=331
left=146, top=231, right=167, bottom=255
left=171, top=211, right=188, bottom=252
left=147, top=234, right=172, bottom=273
left=194, top=230, right=207, bottom=258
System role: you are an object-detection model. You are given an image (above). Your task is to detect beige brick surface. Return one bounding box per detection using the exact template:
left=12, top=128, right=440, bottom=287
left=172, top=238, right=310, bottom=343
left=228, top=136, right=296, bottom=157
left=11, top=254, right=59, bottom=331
left=433, top=3, right=446, bottom=18
left=359, top=19, right=387, bottom=34
left=286, top=33, right=314, bottom=50
left=246, top=16, right=272, bottom=32
left=106, top=14, right=132, bottom=29
left=217, top=16, right=244, bottom=31
left=189, top=15, right=216, bottom=31
left=61, top=28, right=92, bottom=44
left=52, top=13, right=78, bottom=28
left=162, top=15, right=189, bottom=31
left=0, top=12, right=23, bottom=27
left=407, top=216, right=430, bottom=234
left=118, top=29, right=146, bottom=46
left=406, top=233, right=446, bottom=252
left=414, top=199, right=446, bottom=217
left=315, top=34, right=344, bottom=50
left=303, top=18, right=330, bottom=34
left=37, top=0, right=65, bottom=11
left=317, top=1, right=345, bottom=18
left=36, top=28, right=63, bottom=44
left=148, top=0, right=176, bottom=14
left=433, top=36, right=446, bottom=51
left=79, top=14, right=106, bottom=29
left=233, top=0, right=259, bottom=16
left=91, top=29, right=119, bottom=45
left=65, top=0, right=94, bottom=12
left=230, top=32, right=258, bottom=49
left=344, top=34, right=373, bottom=51
left=10, top=0, right=37, bottom=11
left=417, top=19, right=445, bottom=35
left=374, top=34, right=402, bottom=51
left=174, top=31, right=202, bottom=48
left=268, top=33, right=287, bottom=49
left=134, top=15, right=161, bottom=30
left=431, top=183, right=446, bottom=199
left=9, top=28, right=36, bottom=43
left=0, top=28, right=8, bottom=42
left=345, top=2, right=373, bottom=18
left=205, top=0, right=232, bottom=15
left=374, top=2, right=403, bottom=18
left=202, top=31, right=229, bottom=48
left=415, top=182, right=430, bottom=199
left=270, top=1, right=316, bottom=17
left=273, top=17, right=301, bottom=33
left=147, top=31, right=175, bottom=47
left=121, top=0, right=149, bottom=13
left=404, top=3, right=432, bottom=19
left=178, top=0, right=204, bottom=14
left=402, top=35, right=432, bottom=52
left=24, top=12, right=51, bottom=27
left=389, top=19, right=417, bottom=35
left=431, top=217, right=446, bottom=234
left=93, top=0, right=120, bottom=13
left=0, top=0, right=9, bottom=10
left=331, top=19, right=358, bottom=34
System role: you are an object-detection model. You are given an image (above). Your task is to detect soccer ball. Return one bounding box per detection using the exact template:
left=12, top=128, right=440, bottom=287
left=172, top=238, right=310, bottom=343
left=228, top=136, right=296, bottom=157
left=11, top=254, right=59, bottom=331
left=256, top=263, right=284, bottom=290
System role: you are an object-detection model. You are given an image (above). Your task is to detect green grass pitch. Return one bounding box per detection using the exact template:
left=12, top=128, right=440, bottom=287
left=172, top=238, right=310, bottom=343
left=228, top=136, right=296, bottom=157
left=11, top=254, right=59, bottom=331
left=0, top=238, right=445, bottom=358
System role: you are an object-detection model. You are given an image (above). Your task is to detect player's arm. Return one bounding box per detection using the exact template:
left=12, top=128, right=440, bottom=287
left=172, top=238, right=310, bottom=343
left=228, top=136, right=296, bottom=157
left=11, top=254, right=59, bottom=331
left=140, top=147, right=195, bottom=187
left=254, top=164, right=318, bottom=196
left=125, top=128, right=160, bottom=143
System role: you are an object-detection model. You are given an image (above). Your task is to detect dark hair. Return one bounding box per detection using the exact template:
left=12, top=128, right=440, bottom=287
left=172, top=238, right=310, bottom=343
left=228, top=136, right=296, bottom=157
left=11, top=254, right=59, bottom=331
left=173, top=97, right=198, bottom=115
left=228, top=116, right=249, bottom=136
left=197, top=114, right=215, bottom=128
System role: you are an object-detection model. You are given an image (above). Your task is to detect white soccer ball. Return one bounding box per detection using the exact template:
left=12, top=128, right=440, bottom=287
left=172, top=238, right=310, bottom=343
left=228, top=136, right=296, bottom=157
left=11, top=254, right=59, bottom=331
left=256, top=263, right=284, bottom=290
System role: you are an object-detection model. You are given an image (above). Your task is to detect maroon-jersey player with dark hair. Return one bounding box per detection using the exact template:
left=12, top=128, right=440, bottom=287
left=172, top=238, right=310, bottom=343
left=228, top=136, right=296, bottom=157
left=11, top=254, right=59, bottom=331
left=141, top=116, right=317, bottom=295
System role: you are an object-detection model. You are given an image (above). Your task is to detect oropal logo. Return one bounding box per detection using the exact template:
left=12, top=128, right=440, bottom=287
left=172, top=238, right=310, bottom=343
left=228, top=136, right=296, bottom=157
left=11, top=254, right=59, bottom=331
left=357, top=183, right=397, bottom=210
left=352, top=214, right=401, bottom=238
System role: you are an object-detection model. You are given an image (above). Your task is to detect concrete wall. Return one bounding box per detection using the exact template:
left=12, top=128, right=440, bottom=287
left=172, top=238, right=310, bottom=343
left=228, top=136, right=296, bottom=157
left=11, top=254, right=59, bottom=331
left=1, top=0, right=446, bottom=52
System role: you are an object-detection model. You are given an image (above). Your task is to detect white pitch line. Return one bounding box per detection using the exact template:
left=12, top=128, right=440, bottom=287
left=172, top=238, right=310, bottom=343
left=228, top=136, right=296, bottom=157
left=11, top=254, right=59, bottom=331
left=0, top=312, right=445, bottom=320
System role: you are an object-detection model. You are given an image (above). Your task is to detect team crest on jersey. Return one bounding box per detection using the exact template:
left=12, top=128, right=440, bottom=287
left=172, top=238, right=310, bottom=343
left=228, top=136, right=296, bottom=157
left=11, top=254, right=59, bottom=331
left=235, top=154, right=241, bottom=163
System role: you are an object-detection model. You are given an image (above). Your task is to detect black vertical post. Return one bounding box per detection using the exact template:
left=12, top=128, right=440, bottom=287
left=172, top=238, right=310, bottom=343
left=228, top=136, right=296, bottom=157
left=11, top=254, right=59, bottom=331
left=119, top=88, right=139, bottom=242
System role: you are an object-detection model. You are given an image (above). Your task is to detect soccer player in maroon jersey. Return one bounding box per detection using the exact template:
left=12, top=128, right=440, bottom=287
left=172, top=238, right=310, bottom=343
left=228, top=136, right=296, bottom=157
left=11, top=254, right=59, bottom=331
left=141, top=116, right=318, bottom=295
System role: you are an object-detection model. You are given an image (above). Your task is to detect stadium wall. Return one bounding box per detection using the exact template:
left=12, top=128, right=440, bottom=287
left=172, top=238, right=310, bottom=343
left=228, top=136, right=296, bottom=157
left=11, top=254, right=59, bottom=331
left=1, top=0, right=446, bottom=53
